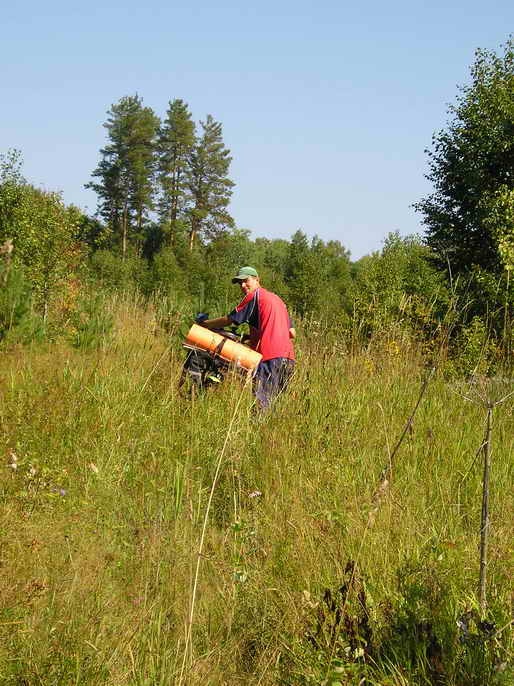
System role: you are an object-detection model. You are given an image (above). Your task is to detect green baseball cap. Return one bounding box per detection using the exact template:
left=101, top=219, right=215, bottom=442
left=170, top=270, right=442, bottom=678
left=231, top=266, right=259, bottom=283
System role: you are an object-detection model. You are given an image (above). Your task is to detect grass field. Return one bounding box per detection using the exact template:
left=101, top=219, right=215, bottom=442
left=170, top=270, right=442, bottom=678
left=1, top=296, right=512, bottom=685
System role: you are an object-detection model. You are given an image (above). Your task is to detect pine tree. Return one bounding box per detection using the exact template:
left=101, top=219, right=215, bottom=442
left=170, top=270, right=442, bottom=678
left=156, top=99, right=195, bottom=246
left=87, top=95, right=159, bottom=256
left=187, top=115, right=235, bottom=250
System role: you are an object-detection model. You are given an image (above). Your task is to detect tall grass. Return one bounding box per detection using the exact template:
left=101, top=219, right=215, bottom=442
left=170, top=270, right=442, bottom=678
left=0, top=294, right=512, bottom=685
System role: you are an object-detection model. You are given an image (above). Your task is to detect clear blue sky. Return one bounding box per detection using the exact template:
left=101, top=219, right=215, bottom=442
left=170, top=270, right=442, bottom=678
left=2, top=1, right=512, bottom=258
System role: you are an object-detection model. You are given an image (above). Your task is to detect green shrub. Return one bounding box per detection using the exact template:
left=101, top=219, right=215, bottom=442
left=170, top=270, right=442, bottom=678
left=0, top=262, right=44, bottom=345
left=68, top=292, right=113, bottom=349
left=454, top=316, right=500, bottom=376
left=150, top=246, right=187, bottom=297
left=87, top=249, right=150, bottom=292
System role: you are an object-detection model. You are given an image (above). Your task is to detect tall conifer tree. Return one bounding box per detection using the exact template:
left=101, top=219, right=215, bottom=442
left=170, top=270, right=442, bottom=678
left=157, top=99, right=195, bottom=246
left=187, top=115, right=235, bottom=250
left=87, top=95, right=159, bottom=255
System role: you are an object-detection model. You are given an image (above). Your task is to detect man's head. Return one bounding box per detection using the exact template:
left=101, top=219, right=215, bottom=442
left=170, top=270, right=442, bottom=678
left=232, top=266, right=260, bottom=295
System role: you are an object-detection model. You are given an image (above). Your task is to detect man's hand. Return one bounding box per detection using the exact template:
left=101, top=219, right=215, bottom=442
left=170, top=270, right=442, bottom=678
left=199, top=316, right=232, bottom=330
left=195, top=313, right=209, bottom=324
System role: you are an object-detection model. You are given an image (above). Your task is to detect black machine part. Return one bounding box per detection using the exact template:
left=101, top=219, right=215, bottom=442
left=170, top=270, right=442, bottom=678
left=180, top=326, right=245, bottom=390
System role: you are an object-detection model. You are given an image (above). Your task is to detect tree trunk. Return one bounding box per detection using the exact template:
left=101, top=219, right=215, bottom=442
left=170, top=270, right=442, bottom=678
left=122, top=203, right=128, bottom=258
left=189, top=226, right=196, bottom=252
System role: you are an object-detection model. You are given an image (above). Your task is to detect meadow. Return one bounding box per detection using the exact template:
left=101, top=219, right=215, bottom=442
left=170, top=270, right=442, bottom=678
left=1, top=295, right=512, bottom=685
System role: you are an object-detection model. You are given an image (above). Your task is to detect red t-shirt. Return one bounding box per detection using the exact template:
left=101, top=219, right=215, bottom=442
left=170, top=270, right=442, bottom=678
left=229, top=288, right=295, bottom=362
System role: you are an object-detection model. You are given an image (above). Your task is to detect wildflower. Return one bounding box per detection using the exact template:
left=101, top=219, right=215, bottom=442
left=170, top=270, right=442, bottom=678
left=248, top=490, right=262, bottom=499
left=59, top=488, right=66, bottom=497
left=89, top=462, right=99, bottom=474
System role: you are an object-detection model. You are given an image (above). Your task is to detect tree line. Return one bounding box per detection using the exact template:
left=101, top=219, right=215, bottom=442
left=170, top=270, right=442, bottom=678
left=86, top=97, right=234, bottom=255
left=0, top=39, right=512, bottom=371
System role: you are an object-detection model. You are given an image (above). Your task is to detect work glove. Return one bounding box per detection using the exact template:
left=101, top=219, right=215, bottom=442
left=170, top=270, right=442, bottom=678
left=195, top=312, right=209, bottom=324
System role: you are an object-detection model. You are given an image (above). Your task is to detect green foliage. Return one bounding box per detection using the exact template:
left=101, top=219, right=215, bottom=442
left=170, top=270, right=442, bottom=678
left=374, top=552, right=511, bottom=686
left=284, top=230, right=318, bottom=316
left=151, top=246, right=188, bottom=299
left=252, top=236, right=291, bottom=298
left=87, top=100, right=235, bottom=256
left=453, top=316, right=500, bottom=377
left=284, top=230, right=353, bottom=320
left=0, top=170, right=82, bottom=316
left=7, top=65, right=514, bottom=362
left=449, top=267, right=514, bottom=363
left=0, top=262, right=44, bottom=345
left=187, top=114, right=235, bottom=248
left=198, top=229, right=253, bottom=307
left=68, top=293, right=114, bottom=349
left=0, top=149, right=26, bottom=236
left=284, top=535, right=511, bottom=685
left=482, top=185, right=514, bottom=272
left=87, top=95, right=160, bottom=255
left=76, top=213, right=113, bottom=252
left=157, top=98, right=196, bottom=246
left=352, top=232, right=449, bottom=341
left=87, top=249, right=150, bottom=292
left=416, top=38, right=514, bottom=276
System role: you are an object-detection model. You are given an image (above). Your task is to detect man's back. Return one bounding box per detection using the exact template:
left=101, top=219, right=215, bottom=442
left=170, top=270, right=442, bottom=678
left=233, top=287, right=294, bottom=361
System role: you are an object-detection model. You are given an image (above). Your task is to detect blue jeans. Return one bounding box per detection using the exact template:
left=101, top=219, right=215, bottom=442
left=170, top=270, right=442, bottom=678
left=253, top=358, right=295, bottom=409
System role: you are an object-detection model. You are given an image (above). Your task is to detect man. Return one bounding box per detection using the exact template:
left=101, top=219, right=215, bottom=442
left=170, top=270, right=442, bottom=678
left=199, top=266, right=295, bottom=408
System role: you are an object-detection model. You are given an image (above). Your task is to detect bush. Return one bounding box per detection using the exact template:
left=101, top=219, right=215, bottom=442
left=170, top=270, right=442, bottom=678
left=87, top=249, right=150, bottom=292
left=452, top=316, right=501, bottom=377
left=0, top=262, right=44, bottom=345
left=68, top=293, right=113, bottom=349
left=150, top=247, right=187, bottom=297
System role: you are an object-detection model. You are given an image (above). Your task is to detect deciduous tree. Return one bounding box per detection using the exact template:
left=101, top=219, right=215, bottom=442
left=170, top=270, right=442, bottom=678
left=0, top=149, right=25, bottom=239
left=1, top=186, right=81, bottom=318
left=415, top=39, right=514, bottom=276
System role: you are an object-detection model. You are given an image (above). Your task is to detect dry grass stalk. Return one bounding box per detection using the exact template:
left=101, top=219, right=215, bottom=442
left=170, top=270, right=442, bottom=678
left=178, top=376, right=251, bottom=686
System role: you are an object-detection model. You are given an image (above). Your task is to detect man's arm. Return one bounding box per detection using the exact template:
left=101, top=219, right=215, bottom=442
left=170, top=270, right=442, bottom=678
left=200, top=315, right=233, bottom=330
left=287, top=313, right=296, bottom=340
